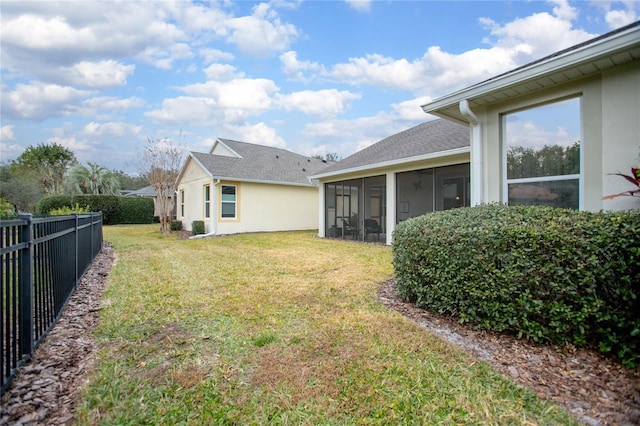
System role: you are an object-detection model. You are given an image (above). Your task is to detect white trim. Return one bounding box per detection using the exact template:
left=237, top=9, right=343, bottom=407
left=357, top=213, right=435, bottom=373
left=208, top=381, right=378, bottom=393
left=507, top=174, right=581, bottom=184
left=421, top=24, right=640, bottom=115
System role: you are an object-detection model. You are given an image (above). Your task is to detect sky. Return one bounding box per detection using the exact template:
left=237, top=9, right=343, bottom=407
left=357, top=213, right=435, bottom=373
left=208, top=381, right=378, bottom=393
left=1, top=0, right=638, bottom=175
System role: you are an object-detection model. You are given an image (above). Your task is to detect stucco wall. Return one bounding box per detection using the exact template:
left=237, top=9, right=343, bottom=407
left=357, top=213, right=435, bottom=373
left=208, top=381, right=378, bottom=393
left=176, top=159, right=210, bottom=232
left=480, top=61, right=639, bottom=211
left=216, top=181, right=319, bottom=235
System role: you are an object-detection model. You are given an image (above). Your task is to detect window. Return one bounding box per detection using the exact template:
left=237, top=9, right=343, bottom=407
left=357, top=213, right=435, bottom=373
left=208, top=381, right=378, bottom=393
left=221, top=185, right=236, bottom=218
left=204, top=185, right=210, bottom=218
left=503, top=97, right=581, bottom=209
left=179, top=190, right=184, bottom=218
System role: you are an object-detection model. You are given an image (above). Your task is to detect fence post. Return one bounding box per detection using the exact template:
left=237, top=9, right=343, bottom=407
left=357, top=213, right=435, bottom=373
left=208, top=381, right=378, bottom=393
left=73, top=213, right=79, bottom=288
left=17, top=214, right=33, bottom=356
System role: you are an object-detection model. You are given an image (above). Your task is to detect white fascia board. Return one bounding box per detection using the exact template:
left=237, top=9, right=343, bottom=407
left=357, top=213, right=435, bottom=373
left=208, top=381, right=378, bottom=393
left=309, top=146, right=470, bottom=180
left=421, top=26, right=640, bottom=114
left=209, top=176, right=318, bottom=188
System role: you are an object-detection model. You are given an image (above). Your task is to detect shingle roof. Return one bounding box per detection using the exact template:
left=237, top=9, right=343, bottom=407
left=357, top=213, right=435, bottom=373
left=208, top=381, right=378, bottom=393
left=189, top=139, right=331, bottom=186
left=315, top=119, right=469, bottom=176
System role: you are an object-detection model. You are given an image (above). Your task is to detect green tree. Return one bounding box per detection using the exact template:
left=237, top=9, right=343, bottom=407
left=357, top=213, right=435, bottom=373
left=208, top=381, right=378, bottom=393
left=507, top=142, right=580, bottom=179
left=111, top=170, right=148, bottom=190
left=67, top=162, right=121, bottom=195
left=0, top=163, right=45, bottom=213
left=11, top=142, right=77, bottom=195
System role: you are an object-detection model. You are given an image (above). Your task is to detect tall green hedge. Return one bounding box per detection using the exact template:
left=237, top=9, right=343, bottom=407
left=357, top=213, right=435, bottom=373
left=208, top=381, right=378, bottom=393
left=36, top=195, right=154, bottom=225
left=393, top=204, right=640, bottom=367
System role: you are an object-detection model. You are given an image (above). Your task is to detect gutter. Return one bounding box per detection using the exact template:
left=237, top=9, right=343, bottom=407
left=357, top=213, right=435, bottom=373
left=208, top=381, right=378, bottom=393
left=459, top=100, right=484, bottom=205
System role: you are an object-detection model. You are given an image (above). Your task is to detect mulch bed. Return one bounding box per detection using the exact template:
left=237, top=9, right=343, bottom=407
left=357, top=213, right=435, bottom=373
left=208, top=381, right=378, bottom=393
left=378, top=279, right=640, bottom=425
left=1, top=244, right=639, bottom=425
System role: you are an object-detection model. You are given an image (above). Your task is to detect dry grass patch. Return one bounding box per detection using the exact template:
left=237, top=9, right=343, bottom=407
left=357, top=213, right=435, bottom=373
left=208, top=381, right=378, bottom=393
left=77, top=225, right=578, bottom=425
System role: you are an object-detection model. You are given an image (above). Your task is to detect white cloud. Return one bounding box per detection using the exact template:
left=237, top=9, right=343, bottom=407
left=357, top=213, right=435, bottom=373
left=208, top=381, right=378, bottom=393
left=60, top=60, right=135, bottom=88
left=145, top=96, right=218, bottom=126
left=1, top=82, right=92, bottom=120
left=605, top=8, right=638, bottom=29
left=83, top=122, right=143, bottom=137
left=232, top=122, right=286, bottom=148
left=199, top=48, right=235, bottom=64
left=280, top=51, right=326, bottom=82
left=391, top=97, right=433, bottom=121
left=479, top=5, right=594, bottom=59
left=81, top=96, right=145, bottom=113
left=203, top=64, right=240, bottom=81
left=179, top=78, right=279, bottom=117
left=345, top=0, right=371, bottom=13
left=0, top=142, right=24, bottom=162
left=225, top=3, right=299, bottom=56
left=0, top=125, right=16, bottom=141
left=277, top=89, right=361, bottom=118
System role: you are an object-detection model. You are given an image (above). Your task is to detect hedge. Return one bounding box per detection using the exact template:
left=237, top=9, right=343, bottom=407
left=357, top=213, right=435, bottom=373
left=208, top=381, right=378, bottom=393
left=392, top=204, right=640, bottom=367
left=36, top=195, right=154, bottom=225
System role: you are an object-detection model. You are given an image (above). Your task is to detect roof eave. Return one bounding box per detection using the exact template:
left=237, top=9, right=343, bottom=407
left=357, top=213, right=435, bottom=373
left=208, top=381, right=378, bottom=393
left=309, top=146, right=470, bottom=180
left=421, top=23, right=640, bottom=115
left=209, top=176, right=318, bottom=188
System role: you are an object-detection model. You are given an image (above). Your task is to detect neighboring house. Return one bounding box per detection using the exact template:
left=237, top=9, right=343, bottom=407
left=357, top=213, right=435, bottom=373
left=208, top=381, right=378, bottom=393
left=313, top=20, right=639, bottom=245
left=310, top=119, right=470, bottom=245
left=421, top=20, right=640, bottom=213
left=125, top=185, right=176, bottom=218
left=176, top=139, right=329, bottom=235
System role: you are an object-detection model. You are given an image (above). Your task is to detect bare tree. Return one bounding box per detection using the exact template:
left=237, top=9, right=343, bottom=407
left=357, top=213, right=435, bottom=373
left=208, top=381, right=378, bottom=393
left=140, top=138, right=186, bottom=234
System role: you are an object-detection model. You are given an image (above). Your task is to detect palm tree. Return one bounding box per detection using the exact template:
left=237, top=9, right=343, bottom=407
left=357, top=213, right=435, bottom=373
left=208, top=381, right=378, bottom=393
left=67, top=162, right=120, bottom=195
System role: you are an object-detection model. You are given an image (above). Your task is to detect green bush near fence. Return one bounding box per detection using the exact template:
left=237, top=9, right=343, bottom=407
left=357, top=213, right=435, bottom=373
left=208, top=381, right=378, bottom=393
left=36, top=195, right=154, bottom=225
left=393, top=204, right=640, bottom=367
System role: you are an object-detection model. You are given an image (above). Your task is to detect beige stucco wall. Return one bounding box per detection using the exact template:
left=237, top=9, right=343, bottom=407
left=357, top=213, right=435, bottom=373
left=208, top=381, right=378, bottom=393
left=216, top=181, right=319, bottom=235
left=480, top=61, right=639, bottom=211
left=176, top=158, right=210, bottom=232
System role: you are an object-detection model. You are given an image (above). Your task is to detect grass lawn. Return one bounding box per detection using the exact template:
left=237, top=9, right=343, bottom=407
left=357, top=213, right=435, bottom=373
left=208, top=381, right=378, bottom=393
left=77, top=225, right=577, bottom=425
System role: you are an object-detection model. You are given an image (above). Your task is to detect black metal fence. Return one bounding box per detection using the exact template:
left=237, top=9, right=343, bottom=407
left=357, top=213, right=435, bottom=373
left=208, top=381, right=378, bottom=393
left=1, top=213, right=103, bottom=394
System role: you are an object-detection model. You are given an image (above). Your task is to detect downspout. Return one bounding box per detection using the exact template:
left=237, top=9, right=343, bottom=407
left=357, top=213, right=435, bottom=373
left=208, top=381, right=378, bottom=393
left=459, top=100, right=484, bottom=205
left=190, top=178, right=220, bottom=239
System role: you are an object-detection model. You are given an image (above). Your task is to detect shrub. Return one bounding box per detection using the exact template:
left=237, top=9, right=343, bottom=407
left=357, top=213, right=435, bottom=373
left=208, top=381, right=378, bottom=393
left=36, top=195, right=154, bottom=224
left=112, top=197, right=154, bottom=224
left=36, top=195, right=74, bottom=215
left=192, top=220, right=205, bottom=235
left=393, top=204, right=640, bottom=367
left=49, top=203, right=90, bottom=215
left=170, top=220, right=183, bottom=231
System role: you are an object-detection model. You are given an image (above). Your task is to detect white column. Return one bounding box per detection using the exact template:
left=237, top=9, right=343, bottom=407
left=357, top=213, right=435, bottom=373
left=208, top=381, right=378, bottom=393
left=385, top=171, right=396, bottom=245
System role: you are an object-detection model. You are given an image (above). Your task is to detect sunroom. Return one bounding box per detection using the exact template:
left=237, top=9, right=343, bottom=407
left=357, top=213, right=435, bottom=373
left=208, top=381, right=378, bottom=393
left=311, top=119, right=470, bottom=245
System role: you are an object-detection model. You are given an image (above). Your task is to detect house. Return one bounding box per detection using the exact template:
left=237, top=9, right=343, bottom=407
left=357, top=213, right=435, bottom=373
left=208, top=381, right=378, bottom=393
left=175, top=139, right=329, bottom=235
left=310, top=119, right=470, bottom=245
left=421, top=20, right=639, bottom=213
left=313, top=20, right=640, bottom=245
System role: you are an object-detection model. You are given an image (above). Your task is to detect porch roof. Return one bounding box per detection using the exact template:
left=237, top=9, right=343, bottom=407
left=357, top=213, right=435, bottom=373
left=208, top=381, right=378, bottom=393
left=310, top=119, right=469, bottom=180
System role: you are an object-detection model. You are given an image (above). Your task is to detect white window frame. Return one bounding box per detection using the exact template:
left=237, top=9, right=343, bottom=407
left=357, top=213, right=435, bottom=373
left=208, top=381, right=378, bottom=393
left=204, top=184, right=211, bottom=219
left=221, top=184, right=237, bottom=219
left=179, top=190, right=185, bottom=218
left=501, top=97, right=583, bottom=209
